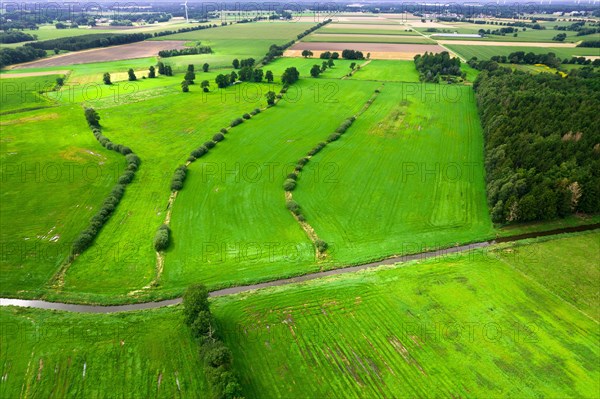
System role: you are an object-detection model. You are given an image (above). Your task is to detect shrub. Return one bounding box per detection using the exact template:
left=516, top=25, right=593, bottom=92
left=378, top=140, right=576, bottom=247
left=118, top=170, right=135, bottom=184
left=191, top=146, right=208, bottom=158
left=327, top=133, right=341, bottom=142
left=297, top=157, right=309, bottom=166
left=183, top=284, right=210, bottom=326
left=287, top=173, right=297, bottom=180
left=315, top=239, right=328, bottom=252
left=213, top=133, right=225, bottom=142
left=220, top=128, right=228, bottom=134
left=153, top=224, right=170, bottom=251
left=171, top=165, right=187, bottom=191
left=242, top=113, right=251, bottom=120
left=204, top=141, right=216, bottom=149
left=119, top=146, right=132, bottom=155
left=230, top=118, right=244, bottom=127
left=283, top=178, right=296, bottom=191
left=286, top=200, right=300, bottom=215
left=125, top=153, right=141, bottom=167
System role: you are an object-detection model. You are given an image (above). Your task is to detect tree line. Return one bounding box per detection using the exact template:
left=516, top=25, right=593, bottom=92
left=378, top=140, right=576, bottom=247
left=183, top=285, right=245, bottom=399
left=26, top=33, right=153, bottom=51
left=0, top=30, right=36, bottom=43
left=474, top=68, right=600, bottom=224
left=158, top=46, right=212, bottom=58
left=72, top=108, right=141, bottom=255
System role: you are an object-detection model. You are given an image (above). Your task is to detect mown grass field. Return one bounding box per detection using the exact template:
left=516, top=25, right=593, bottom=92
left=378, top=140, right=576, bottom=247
left=445, top=45, right=600, bottom=61
left=163, top=78, right=379, bottom=291
left=0, top=106, right=121, bottom=297
left=0, top=75, right=62, bottom=113
left=212, top=232, right=600, bottom=398
left=293, top=81, right=493, bottom=267
left=0, top=306, right=208, bottom=398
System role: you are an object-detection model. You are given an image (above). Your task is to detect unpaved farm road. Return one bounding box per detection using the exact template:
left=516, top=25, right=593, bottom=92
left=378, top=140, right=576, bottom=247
left=1, top=223, right=598, bottom=313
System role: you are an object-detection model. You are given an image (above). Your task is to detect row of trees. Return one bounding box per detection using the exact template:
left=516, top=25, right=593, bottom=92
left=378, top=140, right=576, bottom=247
left=578, top=40, right=600, bottom=48
left=474, top=68, right=600, bottom=224
left=0, top=45, right=46, bottom=68
left=414, top=51, right=464, bottom=83
left=27, top=32, right=153, bottom=51
left=73, top=108, right=140, bottom=255
left=341, top=49, right=365, bottom=60
left=0, top=30, right=36, bottom=43
left=319, top=51, right=340, bottom=59
left=183, top=285, right=245, bottom=399
left=158, top=46, right=212, bottom=57
left=310, top=60, right=334, bottom=77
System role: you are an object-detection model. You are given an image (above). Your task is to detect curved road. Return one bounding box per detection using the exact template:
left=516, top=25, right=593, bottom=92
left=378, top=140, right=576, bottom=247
left=1, top=224, right=598, bottom=314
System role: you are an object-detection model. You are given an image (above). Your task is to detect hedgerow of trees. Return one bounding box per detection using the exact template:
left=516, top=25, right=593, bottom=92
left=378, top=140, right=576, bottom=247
left=474, top=68, right=600, bottom=224
left=73, top=108, right=140, bottom=255
left=183, top=284, right=245, bottom=399
left=158, top=46, right=212, bottom=57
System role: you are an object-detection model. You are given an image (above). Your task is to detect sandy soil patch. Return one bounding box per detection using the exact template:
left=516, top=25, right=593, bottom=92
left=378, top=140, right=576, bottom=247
left=12, top=40, right=187, bottom=69
left=436, top=40, right=578, bottom=47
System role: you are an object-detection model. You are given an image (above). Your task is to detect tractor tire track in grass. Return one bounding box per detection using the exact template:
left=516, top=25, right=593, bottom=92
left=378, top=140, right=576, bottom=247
left=49, top=108, right=141, bottom=290
left=284, top=86, right=383, bottom=261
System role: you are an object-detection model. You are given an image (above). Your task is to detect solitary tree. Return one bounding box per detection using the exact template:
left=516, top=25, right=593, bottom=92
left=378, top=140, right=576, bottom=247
left=128, top=68, right=137, bottom=81
left=253, top=68, right=263, bottom=82
left=201, top=80, right=210, bottom=92
left=301, top=49, right=313, bottom=58
left=281, top=67, right=300, bottom=85
left=103, top=72, right=111, bottom=85
left=310, top=64, right=321, bottom=77
left=265, top=70, right=274, bottom=82
left=184, top=70, right=196, bottom=83
left=215, top=74, right=229, bottom=88
left=266, top=90, right=276, bottom=106
left=187, top=64, right=194, bottom=72
left=53, top=48, right=60, bottom=55
left=232, top=58, right=240, bottom=69
left=148, top=66, right=156, bottom=78
left=181, top=80, right=189, bottom=92
left=157, top=61, right=165, bottom=75
left=202, top=63, right=209, bottom=72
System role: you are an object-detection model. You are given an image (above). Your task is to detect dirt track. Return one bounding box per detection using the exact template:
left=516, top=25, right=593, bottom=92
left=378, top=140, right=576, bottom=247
left=12, top=40, right=187, bottom=69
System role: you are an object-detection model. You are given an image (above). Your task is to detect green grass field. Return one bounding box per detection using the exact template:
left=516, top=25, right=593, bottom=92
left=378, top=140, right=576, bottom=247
left=445, top=45, right=600, bottom=61
left=212, top=232, right=600, bottom=398
left=293, top=82, right=493, bottom=266
left=0, top=75, right=62, bottom=113
left=0, top=306, right=209, bottom=398
left=350, top=60, right=420, bottom=82
left=0, top=106, right=121, bottom=297
left=163, top=79, right=379, bottom=292
left=319, top=27, right=419, bottom=36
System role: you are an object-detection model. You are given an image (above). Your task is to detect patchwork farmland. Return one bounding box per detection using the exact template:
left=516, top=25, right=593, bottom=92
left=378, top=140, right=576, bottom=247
left=1, top=4, right=599, bottom=399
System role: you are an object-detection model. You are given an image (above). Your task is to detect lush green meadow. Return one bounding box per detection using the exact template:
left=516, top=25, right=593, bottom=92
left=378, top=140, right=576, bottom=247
left=0, top=106, right=121, bottom=297
left=213, top=232, right=600, bottom=398
left=0, top=75, right=62, bottom=113
left=293, top=81, right=493, bottom=266
left=446, top=45, right=600, bottom=61
left=350, top=60, right=420, bottom=82
left=0, top=306, right=208, bottom=398
left=163, top=78, right=379, bottom=291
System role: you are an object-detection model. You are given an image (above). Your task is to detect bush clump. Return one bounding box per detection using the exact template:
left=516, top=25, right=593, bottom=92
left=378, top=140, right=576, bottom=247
left=154, top=224, right=170, bottom=251
left=283, top=178, right=296, bottom=191
left=204, top=141, right=216, bottom=149
left=327, top=133, right=341, bottom=142
left=171, top=165, right=187, bottom=191
left=191, top=146, right=208, bottom=158
left=242, top=113, right=251, bottom=120
left=286, top=199, right=301, bottom=215
left=220, top=128, right=228, bottom=134
left=231, top=118, right=244, bottom=127
left=213, top=133, right=225, bottom=142
left=315, top=239, right=328, bottom=253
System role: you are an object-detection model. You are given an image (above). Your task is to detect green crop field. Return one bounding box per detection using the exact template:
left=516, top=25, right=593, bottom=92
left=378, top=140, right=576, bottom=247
left=318, top=27, right=419, bottom=36
left=212, top=232, right=600, bottom=398
left=445, top=45, right=600, bottom=61
left=0, top=306, right=209, bottom=398
left=293, top=81, right=494, bottom=266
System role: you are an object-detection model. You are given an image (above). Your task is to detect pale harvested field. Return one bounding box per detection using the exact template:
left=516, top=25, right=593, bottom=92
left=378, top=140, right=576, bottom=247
left=326, top=23, right=409, bottom=30
left=13, top=41, right=187, bottom=69
left=0, top=70, right=70, bottom=78
left=436, top=40, right=579, bottom=47
left=285, top=41, right=444, bottom=60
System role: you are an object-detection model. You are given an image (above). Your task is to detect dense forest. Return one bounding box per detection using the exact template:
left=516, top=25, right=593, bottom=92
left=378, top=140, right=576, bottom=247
left=474, top=69, right=600, bottom=224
